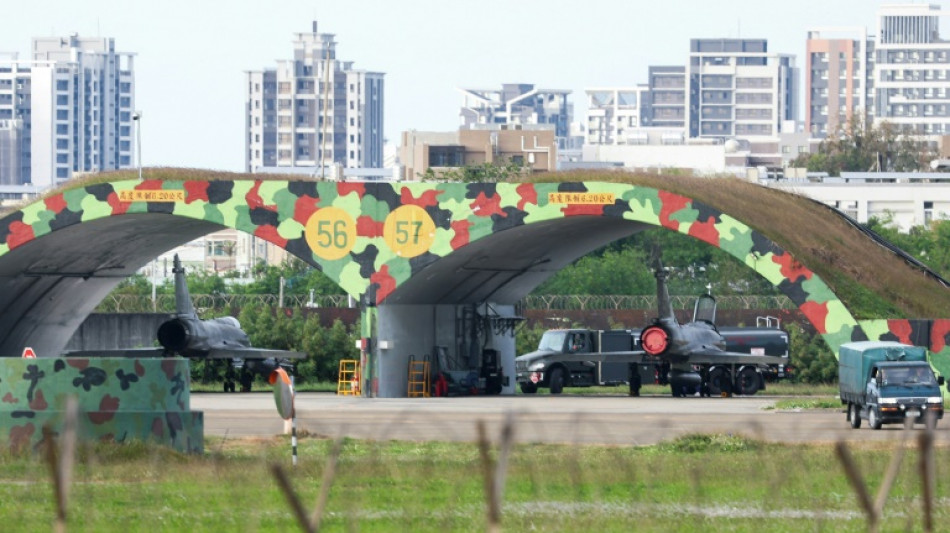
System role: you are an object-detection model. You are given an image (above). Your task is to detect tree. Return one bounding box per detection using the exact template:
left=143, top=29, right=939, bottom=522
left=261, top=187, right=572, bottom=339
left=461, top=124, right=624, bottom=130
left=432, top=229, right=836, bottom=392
left=791, top=115, right=934, bottom=175
left=419, top=159, right=527, bottom=182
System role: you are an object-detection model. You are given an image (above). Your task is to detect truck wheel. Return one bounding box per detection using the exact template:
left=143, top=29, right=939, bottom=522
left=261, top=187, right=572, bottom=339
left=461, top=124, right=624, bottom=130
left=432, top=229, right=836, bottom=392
left=549, top=367, right=565, bottom=395
left=868, top=407, right=883, bottom=430
left=520, top=383, right=538, bottom=394
left=849, top=403, right=861, bottom=429
left=736, top=367, right=760, bottom=395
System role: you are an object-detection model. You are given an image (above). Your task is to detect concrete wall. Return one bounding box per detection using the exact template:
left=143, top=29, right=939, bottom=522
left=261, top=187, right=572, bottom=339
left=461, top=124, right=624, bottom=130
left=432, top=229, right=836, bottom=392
left=63, top=312, right=170, bottom=352
left=376, top=303, right=516, bottom=398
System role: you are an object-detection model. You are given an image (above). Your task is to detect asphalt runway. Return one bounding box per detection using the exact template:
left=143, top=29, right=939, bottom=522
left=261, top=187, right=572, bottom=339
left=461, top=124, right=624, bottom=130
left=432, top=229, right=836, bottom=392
left=191, top=392, right=950, bottom=447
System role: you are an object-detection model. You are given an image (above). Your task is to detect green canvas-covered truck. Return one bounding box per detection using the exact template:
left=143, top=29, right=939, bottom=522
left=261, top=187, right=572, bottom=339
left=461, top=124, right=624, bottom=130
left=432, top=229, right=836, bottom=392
left=839, top=341, right=945, bottom=430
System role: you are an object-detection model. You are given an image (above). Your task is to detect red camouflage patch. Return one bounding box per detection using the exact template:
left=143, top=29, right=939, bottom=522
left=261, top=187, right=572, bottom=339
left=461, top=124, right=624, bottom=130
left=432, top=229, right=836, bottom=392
left=688, top=216, right=720, bottom=247
left=799, top=301, right=829, bottom=335
left=357, top=215, right=385, bottom=238
left=88, top=395, right=120, bottom=424
left=657, top=191, right=691, bottom=231
left=44, top=194, right=68, bottom=214
left=370, top=265, right=397, bottom=303
left=161, top=359, right=178, bottom=380
left=516, top=183, right=537, bottom=211
left=151, top=417, right=164, bottom=438
left=246, top=181, right=277, bottom=212
left=67, top=359, right=89, bottom=371
left=184, top=181, right=210, bottom=204
left=562, top=204, right=606, bottom=216
left=400, top=187, right=441, bottom=208
left=134, top=359, right=145, bottom=377
left=29, top=390, right=47, bottom=411
left=254, top=225, right=289, bottom=248
left=450, top=220, right=471, bottom=250
left=107, top=192, right=130, bottom=215
left=338, top=182, right=365, bottom=198
left=6, top=221, right=35, bottom=250
left=292, top=196, right=319, bottom=225
left=931, top=320, right=950, bottom=353
left=470, top=192, right=505, bottom=217
left=9, top=424, right=35, bottom=453
left=771, top=252, right=813, bottom=283
left=886, top=320, right=913, bottom=345
left=2, top=392, right=17, bottom=404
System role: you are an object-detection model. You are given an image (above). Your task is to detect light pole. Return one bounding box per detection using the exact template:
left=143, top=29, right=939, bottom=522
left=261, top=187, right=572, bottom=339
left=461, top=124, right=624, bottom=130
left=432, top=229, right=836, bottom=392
left=133, top=110, right=142, bottom=180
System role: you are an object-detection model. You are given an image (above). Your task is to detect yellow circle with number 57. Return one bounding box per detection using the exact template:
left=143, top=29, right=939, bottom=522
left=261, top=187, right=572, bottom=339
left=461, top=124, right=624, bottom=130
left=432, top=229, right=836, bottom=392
left=305, top=207, right=357, bottom=260
left=383, top=205, right=436, bottom=258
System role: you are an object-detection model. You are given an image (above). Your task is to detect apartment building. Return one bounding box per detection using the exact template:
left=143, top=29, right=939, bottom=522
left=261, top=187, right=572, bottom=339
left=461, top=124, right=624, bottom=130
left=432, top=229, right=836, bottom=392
left=0, top=36, right=135, bottom=188
left=585, top=86, right=649, bottom=145
left=805, top=28, right=875, bottom=136
left=688, top=39, right=798, bottom=141
left=458, top=84, right=572, bottom=150
left=873, top=3, right=950, bottom=136
left=245, top=21, right=385, bottom=173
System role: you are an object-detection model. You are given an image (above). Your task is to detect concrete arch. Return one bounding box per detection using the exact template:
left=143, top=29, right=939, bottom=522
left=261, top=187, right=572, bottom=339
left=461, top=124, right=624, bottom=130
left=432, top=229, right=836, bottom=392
left=0, top=178, right=861, bottom=375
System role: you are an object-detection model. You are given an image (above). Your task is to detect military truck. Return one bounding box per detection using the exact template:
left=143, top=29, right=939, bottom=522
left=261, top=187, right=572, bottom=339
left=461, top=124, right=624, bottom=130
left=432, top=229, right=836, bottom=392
left=839, top=341, right=945, bottom=430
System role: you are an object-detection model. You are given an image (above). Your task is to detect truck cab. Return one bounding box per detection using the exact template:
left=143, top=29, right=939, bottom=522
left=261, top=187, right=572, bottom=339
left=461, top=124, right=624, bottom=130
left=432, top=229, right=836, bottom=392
left=864, top=361, right=944, bottom=429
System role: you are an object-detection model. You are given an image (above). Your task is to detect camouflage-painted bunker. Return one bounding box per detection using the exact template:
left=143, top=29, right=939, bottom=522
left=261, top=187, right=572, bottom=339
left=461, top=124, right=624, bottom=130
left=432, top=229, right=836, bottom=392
left=0, top=176, right=944, bottom=404
left=1, top=358, right=201, bottom=453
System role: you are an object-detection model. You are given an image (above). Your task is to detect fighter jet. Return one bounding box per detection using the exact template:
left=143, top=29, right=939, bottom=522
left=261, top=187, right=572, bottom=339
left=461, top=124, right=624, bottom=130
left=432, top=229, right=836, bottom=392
left=515, top=252, right=788, bottom=397
left=636, top=254, right=788, bottom=396
left=65, top=255, right=304, bottom=406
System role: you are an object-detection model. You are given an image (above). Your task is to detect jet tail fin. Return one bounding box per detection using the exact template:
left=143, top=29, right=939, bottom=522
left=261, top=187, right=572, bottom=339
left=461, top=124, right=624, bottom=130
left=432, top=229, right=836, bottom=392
left=173, top=254, right=197, bottom=318
left=652, top=248, right=675, bottom=321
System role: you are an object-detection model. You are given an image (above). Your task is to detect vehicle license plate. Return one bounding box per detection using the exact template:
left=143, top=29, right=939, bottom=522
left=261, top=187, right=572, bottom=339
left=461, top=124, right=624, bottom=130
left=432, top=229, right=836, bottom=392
left=907, top=409, right=920, bottom=417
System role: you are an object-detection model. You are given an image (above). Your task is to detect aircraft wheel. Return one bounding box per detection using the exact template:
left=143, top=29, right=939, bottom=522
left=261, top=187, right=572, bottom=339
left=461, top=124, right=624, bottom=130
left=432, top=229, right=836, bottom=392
left=549, top=367, right=565, bottom=395
left=849, top=403, right=861, bottom=429
left=736, top=367, right=760, bottom=395
left=868, top=407, right=883, bottom=430
left=707, top=368, right=731, bottom=396
left=520, top=383, right=538, bottom=394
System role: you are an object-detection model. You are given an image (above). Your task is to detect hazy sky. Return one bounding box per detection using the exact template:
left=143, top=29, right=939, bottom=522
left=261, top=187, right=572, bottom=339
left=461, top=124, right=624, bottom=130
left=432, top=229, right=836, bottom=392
left=2, top=0, right=924, bottom=171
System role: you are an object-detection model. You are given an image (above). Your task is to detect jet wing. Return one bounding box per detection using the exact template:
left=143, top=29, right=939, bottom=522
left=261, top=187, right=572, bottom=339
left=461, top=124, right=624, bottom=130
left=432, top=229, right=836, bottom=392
left=204, top=348, right=307, bottom=360
left=685, top=347, right=787, bottom=366
left=62, top=348, right=166, bottom=358
left=63, top=347, right=307, bottom=359
left=530, top=351, right=646, bottom=365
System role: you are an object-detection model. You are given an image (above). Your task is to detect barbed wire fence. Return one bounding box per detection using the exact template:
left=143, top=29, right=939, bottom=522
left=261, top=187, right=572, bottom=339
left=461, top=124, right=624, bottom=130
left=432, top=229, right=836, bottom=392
left=95, top=293, right=795, bottom=314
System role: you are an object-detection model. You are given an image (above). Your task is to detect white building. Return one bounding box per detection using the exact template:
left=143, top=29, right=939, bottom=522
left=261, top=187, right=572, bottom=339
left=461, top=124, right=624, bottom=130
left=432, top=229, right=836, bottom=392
left=762, top=172, right=950, bottom=231
left=687, top=39, right=798, bottom=141
left=245, top=21, right=385, bottom=174
left=873, top=3, right=950, bottom=136
left=585, top=86, right=649, bottom=146
left=0, top=36, right=135, bottom=188
left=458, top=84, right=573, bottom=150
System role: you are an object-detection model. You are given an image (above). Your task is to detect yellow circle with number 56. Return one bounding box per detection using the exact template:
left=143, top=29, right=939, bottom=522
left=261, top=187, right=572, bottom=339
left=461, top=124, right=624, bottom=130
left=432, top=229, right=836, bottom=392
left=383, top=205, right=436, bottom=258
left=305, top=207, right=357, bottom=260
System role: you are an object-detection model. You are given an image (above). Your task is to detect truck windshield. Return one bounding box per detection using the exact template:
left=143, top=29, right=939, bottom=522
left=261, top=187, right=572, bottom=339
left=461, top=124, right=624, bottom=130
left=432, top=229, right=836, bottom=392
left=905, top=367, right=937, bottom=385
left=881, top=367, right=937, bottom=386
left=538, top=331, right=567, bottom=352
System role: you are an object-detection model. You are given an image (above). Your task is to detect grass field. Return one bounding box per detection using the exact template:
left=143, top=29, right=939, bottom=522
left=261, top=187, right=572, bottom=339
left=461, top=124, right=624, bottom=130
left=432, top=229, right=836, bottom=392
left=1, top=429, right=946, bottom=532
